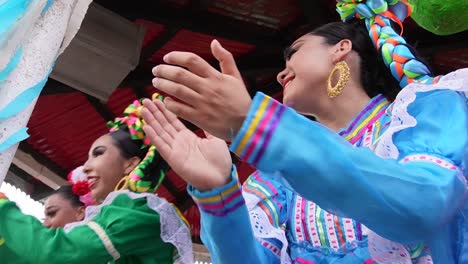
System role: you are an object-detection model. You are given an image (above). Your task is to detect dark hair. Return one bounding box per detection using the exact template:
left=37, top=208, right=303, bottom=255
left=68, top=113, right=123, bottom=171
left=109, top=127, right=146, bottom=159
left=310, top=21, right=401, bottom=101
left=51, top=185, right=84, bottom=207
left=109, top=126, right=170, bottom=191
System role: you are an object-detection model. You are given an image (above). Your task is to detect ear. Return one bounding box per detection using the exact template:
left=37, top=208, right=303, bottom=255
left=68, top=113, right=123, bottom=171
left=123, top=156, right=142, bottom=175
left=331, top=39, right=353, bottom=63
left=76, top=206, right=85, bottom=221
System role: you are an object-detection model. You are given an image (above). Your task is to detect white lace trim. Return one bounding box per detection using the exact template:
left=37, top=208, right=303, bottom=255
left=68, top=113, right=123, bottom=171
left=374, top=68, right=468, bottom=159
left=367, top=230, right=413, bottom=264
left=64, top=190, right=193, bottom=264
left=243, top=191, right=292, bottom=264
left=0, top=0, right=45, bottom=71
left=368, top=69, right=468, bottom=264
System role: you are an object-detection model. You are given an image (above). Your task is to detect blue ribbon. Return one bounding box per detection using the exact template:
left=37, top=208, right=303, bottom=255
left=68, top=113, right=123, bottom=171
left=0, top=47, right=22, bottom=81
left=0, top=127, right=29, bottom=152
left=0, top=0, right=31, bottom=36
left=0, top=75, right=49, bottom=121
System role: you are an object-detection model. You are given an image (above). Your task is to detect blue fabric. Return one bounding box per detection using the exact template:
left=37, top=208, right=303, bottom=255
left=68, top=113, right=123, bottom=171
left=0, top=128, right=28, bottom=152
left=244, top=90, right=467, bottom=263
left=188, top=169, right=278, bottom=264
left=0, top=75, right=48, bottom=121
left=0, top=0, right=31, bottom=36
left=0, top=47, right=22, bottom=81
left=42, top=0, right=54, bottom=13
left=193, top=86, right=467, bottom=263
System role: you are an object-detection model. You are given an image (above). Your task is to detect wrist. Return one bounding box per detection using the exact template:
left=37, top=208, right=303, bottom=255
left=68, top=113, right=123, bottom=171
left=194, top=174, right=231, bottom=192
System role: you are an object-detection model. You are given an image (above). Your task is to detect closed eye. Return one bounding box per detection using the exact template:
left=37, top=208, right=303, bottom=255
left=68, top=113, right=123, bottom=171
left=92, top=146, right=106, bottom=157
left=283, top=46, right=297, bottom=61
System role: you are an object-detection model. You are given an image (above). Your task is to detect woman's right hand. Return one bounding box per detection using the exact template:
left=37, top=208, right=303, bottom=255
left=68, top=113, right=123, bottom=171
left=142, top=98, right=232, bottom=191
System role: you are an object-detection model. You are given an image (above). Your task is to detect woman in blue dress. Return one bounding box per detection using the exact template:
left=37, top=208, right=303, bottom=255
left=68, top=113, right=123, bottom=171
left=142, top=1, right=467, bottom=263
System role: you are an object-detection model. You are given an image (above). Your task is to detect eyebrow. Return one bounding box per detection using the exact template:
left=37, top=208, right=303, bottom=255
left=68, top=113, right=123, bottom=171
left=45, top=206, right=59, bottom=211
left=283, top=40, right=305, bottom=61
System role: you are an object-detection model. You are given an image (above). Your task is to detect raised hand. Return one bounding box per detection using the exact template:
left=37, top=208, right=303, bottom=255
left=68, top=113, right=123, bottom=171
left=141, top=98, right=232, bottom=191
left=152, top=39, right=252, bottom=141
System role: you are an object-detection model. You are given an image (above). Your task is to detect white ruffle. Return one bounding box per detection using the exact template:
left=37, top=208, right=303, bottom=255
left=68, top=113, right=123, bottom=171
left=64, top=190, right=194, bottom=264
left=368, top=69, right=468, bottom=264
left=243, top=190, right=292, bottom=264
left=375, top=68, right=468, bottom=159
left=0, top=0, right=45, bottom=72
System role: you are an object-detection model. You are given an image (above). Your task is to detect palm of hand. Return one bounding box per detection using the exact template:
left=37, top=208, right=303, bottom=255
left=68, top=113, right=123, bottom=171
left=169, top=129, right=232, bottom=191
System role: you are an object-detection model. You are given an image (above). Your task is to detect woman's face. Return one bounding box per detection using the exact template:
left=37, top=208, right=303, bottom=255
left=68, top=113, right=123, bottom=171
left=277, top=34, right=336, bottom=115
left=43, top=194, right=84, bottom=228
left=83, top=134, right=138, bottom=202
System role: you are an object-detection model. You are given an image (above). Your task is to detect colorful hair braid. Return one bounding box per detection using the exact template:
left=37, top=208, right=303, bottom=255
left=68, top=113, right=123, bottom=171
left=107, top=93, right=168, bottom=193
left=336, top=0, right=440, bottom=88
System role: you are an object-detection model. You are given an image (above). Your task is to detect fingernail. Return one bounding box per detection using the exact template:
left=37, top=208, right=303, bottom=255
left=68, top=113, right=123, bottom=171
left=163, top=54, right=169, bottom=62
left=152, top=77, right=159, bottom=87
left=152, top=66, right=158, bottom=75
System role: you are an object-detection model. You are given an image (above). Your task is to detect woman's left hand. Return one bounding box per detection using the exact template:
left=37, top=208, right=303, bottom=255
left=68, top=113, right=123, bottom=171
left=152, top=39, right=252, bottom=141
left=141, top=98, right=233, bottom=191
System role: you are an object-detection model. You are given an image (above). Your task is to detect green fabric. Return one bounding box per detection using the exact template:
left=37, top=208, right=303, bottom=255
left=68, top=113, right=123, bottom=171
left=0, top=240, right=29, bottom=264
left=0, top=194, right=175, bottom=264
left=410, top=0, right=468, bottom=35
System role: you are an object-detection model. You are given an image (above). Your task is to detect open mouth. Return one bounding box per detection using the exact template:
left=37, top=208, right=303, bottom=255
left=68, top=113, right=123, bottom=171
left=87, top=176, right=99, bottom=190
left=282, top=76, right=294, bottom=90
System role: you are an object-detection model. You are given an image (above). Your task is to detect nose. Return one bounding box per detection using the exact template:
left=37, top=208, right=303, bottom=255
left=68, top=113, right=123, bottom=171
left=277, top=67, right=288, bottom=86
left=43, top=218, right=52, bottom=228
left=82, top=160, right=92, bottom=175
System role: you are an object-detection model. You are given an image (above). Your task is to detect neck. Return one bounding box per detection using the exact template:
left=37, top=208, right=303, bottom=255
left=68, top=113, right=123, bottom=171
left=314, top=84, right=372, bottom=131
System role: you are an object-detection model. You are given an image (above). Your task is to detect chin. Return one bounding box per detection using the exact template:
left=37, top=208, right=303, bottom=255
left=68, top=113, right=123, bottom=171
left=282, top=95, right=294, bottom=107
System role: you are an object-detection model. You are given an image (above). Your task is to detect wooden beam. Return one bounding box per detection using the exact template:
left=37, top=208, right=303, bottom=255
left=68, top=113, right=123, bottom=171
left=193, top=243, right=212, bottom=263
left=86, top=95, right=115, bottom=121
left=41, top=78, right=78, bottom=95
left=93, top=0, right=284, bottom=47
left=12, top=149, right=68, bottom=190
left=140, top=26, right=181, bottom=62
left=18, top=142, right=67, bottom=179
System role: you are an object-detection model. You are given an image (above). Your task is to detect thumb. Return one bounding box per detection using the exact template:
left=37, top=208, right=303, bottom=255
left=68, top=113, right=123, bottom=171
left=211, top=39, right=242, bottom=80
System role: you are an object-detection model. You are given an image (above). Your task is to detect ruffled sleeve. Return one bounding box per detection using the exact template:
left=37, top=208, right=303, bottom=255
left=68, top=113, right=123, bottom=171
left=0, top=191, right=192, bottom=264
left=229, top=69, right=467, bottom=245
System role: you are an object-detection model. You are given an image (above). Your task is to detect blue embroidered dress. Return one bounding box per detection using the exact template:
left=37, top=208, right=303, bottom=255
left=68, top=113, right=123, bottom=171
left=189, top=69, right=468, bottom=264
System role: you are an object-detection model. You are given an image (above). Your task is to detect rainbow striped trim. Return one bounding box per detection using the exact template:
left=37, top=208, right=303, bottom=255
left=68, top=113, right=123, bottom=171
left=231, top=93, right=286, bottom=166
left=243, top=172, right=282, bottom=227
left=190, top=171, right=245, bottom=217
left=338, top=94, right=390, bottom=144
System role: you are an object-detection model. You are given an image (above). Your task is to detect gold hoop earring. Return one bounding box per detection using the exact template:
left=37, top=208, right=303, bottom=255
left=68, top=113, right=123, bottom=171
left=327, top=61, right=350, bottom=98
left=114, top=176, right=129, bottom=191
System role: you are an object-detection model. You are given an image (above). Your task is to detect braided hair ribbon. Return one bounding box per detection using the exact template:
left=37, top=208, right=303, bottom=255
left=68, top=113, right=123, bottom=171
left=337, top=0, right=439, bottom=88
left=108, top=93, right=168, bottom=193
left=107, top=100, right=151, bottom=147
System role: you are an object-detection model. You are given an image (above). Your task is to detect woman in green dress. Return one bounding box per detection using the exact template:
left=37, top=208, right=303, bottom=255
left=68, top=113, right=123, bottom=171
left=0, top=99, right=193, bottom=264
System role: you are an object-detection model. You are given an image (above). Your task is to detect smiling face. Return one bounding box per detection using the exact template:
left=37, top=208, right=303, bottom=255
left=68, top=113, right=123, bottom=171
left=83, top=134, right=139, bottom=202
left=43, top=193, right=84, bottom=228
left=277, top=34, right=338, bottom=115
